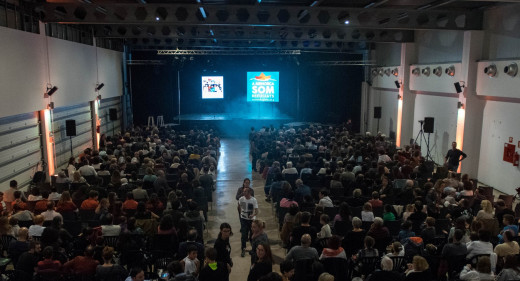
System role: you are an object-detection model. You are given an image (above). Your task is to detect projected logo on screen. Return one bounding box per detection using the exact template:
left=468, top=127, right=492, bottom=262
left=202, top=76, right=224, bottom=99
left=247, top=72, right=279, bottom=102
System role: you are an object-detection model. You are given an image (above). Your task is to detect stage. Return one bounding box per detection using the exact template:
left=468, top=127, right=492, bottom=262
left=168, top=113, right=295, bottom=136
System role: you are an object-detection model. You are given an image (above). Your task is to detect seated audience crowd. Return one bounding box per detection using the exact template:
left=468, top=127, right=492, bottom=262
left=0, top=123, right=519, bottom=281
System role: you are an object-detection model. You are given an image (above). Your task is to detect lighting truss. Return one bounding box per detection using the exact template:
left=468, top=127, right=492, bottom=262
left=127, top=60, right=165, bottom=65
left=157, top=49, right=301, bottom=55
left=308, top=61, right=376, bottom=66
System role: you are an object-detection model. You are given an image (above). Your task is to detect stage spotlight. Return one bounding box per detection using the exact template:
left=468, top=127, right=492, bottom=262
left=394, top=80, right=401, bottom=89
left=378, top=68, right=384, bottom=77
left=504, top=63, right=518, bottom=77
left=391, top=68, right=398, bottom=77
left=384, top=68, right=391, bottom=76
left=433, top=66, right=442, bottom=77
left=44, top=85, right=58, bottom=98
left=445, top=65, right=455, bottom=76
left=421, top=67, right=430, bottom=76
left=411, top=67, right=421, bottom=76
left=484, top=64, right=497, bottom=77
left=95, top=83, right=104, bottom=91
left=371, top=68, right=378, bottom=77
left=457, top=102, right=464, bottom=109
left=454, top=82, right=464, bottom=93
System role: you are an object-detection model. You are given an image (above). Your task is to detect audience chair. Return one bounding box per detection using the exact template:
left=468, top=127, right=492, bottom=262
left=99, top=175, right=111, bottom=187
left=293, top=258, right=317, bottom=281
left=435, top=219, right=451, bottom=236
left=18, top=220, right=33, bottom=228
left=390, top=256, right=407, bottom=273
left=350, top=206, right=362, bottom=218
left=0, top=235, right=15, bottom=257
left=320, top=257, right=350, bottom=281
left=151, top=234, right=179, bottom=257
left=284, top=173, right=299, bottom=189
left=14, top=269, right=33, bottom=281
left=103, top=236, right=120, bottom=249
left=445, top=254, right=467, bottom=281
left=63, top=220, right=82, bottom=237
left=358, top=256, right=380, bottom=277
left=120, top=250, right=148, bottom=270
left=332, top=220, right=352, bottom=237
left=384, top=220, right=402, bottom=238
left=83, top=175, right=97, bottom=185
left=54, top=183, right=69, bottom=193
left=155, top=257, right=174, bottom=271
left=373, top=207, right=384, bottom=218
left=361, top=221, right=372, bottom=231
left=186, top=220, right=205, bottom=243
left=64, top=273, right=96, bottom=281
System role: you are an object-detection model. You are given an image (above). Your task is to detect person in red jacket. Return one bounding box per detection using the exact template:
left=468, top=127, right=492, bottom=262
left=80, top=190, right=99, bottom=211
left=63, top=245, right=99, bottom=275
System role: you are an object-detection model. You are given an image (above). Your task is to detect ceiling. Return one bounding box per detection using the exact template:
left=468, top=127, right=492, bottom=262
left=27, top=0, right=515, bottom=52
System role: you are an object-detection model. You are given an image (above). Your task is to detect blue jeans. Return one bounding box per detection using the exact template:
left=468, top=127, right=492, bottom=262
left=240, top=218, right=253, bottom=250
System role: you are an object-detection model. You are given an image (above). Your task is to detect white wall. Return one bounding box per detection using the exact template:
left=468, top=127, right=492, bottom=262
left=412, top=94, right=458, bottom=165
left=473, top=4, right=520, bottom=194
left=369, top=88, right=398, bottom=137
left=415, top=30, right=464, bottom=63
left=483, top=4, right=520, bottom=60
left=0, top=26, right=123, bottom=118
left=375, top=43, right=402, bottom=66
left=478, top=101, right=520, bottom=194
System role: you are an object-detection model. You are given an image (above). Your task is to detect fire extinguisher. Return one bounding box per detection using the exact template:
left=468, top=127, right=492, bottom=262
left=514, top=152, right=519, bottom=166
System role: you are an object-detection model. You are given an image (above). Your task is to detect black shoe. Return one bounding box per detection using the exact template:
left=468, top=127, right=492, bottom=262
left=241, top=249, right=246, bottom=257
left=265, top=198, right=271, bottom=203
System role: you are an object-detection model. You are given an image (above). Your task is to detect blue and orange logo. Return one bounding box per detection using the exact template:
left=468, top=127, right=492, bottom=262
left=250, top=72, right=277, bottom=81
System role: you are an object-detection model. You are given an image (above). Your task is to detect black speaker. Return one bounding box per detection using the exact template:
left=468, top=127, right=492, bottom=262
left=374, top=107, right=382, bottom=119
left=109, top=108, right=118, bottom=121
left=454, top=82, right=463, bottom=93
left=423, top=117, right=434, bottom=133
left=65, top=120, right=76, bottom=136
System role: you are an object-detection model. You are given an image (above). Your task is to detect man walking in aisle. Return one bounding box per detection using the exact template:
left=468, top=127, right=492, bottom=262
left=237, top=187, right=258, bottom=257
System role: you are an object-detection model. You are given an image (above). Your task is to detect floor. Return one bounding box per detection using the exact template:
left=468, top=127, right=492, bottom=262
left=204, top=138, right=285, bottom=280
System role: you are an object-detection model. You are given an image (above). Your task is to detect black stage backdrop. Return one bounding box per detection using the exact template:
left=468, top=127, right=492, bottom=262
left=130, top=52, right=363, bottom=130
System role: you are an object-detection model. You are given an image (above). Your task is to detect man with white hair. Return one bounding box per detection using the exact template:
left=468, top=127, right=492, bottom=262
left=367, top=256, right=402, bottom=281
left=282, top=162, right=298, bottom=175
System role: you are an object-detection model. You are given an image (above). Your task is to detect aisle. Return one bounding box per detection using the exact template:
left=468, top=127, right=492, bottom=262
left=205, top=138, right=284, bottom=280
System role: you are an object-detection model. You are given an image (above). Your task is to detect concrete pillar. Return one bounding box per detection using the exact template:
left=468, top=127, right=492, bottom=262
left=39, top=109, right=55, bottom=177
left=460, top=31, right=485, bottom=178
left=399, top=43, right=416, bottom=147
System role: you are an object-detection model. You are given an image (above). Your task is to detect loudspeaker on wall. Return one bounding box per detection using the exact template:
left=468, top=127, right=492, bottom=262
left=109, top=108, right=118, bottom=121
left=374, top=107, right=382, bottom=119
left=423, top=117, right=434, bottom=133
left=65, top=120, right=76, bottom=136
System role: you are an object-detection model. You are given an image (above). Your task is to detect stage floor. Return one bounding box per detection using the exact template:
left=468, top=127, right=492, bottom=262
left=174, top=113, right=294, bottom=121
left=167, top=113, right=294, bottom=136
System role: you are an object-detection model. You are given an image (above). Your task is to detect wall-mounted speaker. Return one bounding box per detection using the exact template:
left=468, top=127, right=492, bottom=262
left=454, top=82, right=463, bottom=93
left=109, top=108, right=118, bottom=121
left=65, top=120, right=76, bottom=136
left=423, top=117, right=434, bottom=133
left=374, top=107, right=382, bottom=119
